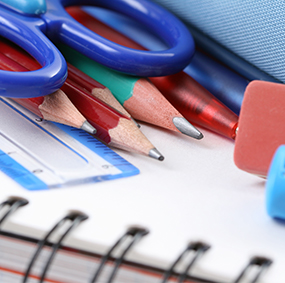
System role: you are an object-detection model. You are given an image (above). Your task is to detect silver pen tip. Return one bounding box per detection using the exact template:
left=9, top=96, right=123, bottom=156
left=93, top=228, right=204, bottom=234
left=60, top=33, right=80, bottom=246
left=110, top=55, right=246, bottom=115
left=81, top=120, right=97, bottom=135
left=173, top=117, right=203, bottom=140
left=149, top=148, right=164, bottom=161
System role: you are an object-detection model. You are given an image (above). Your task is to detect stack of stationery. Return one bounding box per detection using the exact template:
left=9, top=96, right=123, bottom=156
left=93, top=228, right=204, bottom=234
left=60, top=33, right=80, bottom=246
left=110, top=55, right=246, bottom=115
left=80, top=6, right=250, bottom=116
left=58, top=43, right=203, bottom=140
left=0, top=50, right=96, bottom=135
left=0, top=37, right=164, bottom=161
left=66, top=7, right=239, bottom=140
left=1, top=1, right=285, bottom=283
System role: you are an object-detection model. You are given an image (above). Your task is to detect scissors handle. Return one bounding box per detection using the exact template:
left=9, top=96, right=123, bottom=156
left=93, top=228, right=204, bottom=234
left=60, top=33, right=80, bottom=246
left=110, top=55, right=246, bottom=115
left=46, top=0, right=195, bottom=77
left=0, top=6, right=67, bottom=98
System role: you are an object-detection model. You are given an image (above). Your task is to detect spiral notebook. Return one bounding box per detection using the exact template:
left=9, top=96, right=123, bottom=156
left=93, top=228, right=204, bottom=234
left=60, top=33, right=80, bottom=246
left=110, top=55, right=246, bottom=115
left=0, top=112, right=284, bottom=283
left=1, top=4, right=285, bottom=283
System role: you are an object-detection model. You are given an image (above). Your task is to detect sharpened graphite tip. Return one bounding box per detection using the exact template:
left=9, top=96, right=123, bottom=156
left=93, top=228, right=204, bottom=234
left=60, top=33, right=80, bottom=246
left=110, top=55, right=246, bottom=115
left=81, top=120, right=97, bottom=134
left=132, top=118, right=141, bottom=128
left=173, top=117, right=203, bottom=140
left=149, top=148, right=164, bottom=161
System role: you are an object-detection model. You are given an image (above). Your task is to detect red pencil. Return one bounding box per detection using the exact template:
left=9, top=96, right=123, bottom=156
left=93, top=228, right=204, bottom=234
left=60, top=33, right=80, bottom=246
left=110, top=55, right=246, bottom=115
left=0, top=39, right=163, bottom=159
left=66, top=62, right=134, bottom=121
left=61, top=78, right=164, bottom=159
left=66, top=7, right=239, bottom=140
left=0, top=37, right=136, bottom=125
left=0, top=50, right=96, bottom=134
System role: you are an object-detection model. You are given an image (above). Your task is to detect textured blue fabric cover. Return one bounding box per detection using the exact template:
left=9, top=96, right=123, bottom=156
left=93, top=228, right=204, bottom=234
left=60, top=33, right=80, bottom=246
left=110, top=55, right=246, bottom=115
left=153, top=0, right=285, bottom=83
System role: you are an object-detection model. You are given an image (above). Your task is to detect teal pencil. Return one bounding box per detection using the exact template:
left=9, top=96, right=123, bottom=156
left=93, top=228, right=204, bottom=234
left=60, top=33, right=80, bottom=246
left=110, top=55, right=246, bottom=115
left=58, top=44, right=203, bottom=140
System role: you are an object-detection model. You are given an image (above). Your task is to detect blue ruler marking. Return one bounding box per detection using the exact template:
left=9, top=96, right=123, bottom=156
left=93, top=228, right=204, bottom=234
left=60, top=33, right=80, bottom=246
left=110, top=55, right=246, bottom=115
left=0, top=150, right=48, bottom=191
left=0, top=98, right=139, bottom=190
left=55, top=124, right=140, bottom=179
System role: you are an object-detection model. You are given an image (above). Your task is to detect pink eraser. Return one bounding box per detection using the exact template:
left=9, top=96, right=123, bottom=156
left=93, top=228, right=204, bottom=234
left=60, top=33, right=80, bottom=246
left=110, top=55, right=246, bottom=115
left=234, top=80, right=285, bottom=177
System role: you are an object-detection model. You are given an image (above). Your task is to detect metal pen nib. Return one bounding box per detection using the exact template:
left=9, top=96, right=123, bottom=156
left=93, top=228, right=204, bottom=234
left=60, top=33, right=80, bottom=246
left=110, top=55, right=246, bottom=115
left=173, top=117, right=203, bottom=140
left=149, top=148, right=164, bottom=161
left=81, top=120, right=97, bottom=134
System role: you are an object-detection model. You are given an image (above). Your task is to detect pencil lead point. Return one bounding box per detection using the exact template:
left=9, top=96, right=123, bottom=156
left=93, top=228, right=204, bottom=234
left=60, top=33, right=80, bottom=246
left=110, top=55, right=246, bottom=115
left=149, top=148, right=164, bottom=161
left=132, top=118, right=141, bottom=128
left=81, top=120, right=97, bottom=134
left=173, top=117, right=203, bottom=140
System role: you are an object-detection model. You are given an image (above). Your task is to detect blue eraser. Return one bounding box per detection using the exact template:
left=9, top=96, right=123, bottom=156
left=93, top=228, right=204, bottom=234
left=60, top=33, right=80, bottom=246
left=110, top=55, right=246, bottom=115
left=266, top=145, right=285, bottom=219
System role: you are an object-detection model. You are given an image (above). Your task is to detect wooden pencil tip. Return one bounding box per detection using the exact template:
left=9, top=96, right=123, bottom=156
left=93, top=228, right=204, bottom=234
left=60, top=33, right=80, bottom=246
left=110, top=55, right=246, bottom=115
left=132, top=118, right=141, bottom=128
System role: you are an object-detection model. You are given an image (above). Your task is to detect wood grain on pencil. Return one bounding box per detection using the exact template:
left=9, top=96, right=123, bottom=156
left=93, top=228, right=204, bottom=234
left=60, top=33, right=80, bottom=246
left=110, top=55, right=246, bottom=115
left=67, top=62, right=132, bottom=119
left=62, top=8, right=203, bottom=140
left=0, top=38, right=163, bottom=159
left=0, top=37, right=132, bottom=121
left=61, top=78, right=164, bottom=159
left=66, top=7, right=239, bottom=140
left=0, top=42, right=96, bottom=134
left=60, top=44, right=202, bottom=140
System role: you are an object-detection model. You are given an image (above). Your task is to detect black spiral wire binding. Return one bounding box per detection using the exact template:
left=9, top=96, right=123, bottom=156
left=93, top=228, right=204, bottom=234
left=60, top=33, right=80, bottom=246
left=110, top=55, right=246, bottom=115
left=233, top=256, right=273, bottom=283
left=0, top=196, right=274, bottom=283
left=161, top=241, right=210, bottom=283
left=0, top=196, right=29, bottom=228
left=23, top=210, right=88, bottom=283
left=90, top=226, right=149, bottom=283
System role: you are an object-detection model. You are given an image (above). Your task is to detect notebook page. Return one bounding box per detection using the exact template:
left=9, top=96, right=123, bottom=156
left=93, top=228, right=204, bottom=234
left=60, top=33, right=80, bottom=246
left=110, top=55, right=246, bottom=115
left=0, top=121, right=282, bottom=283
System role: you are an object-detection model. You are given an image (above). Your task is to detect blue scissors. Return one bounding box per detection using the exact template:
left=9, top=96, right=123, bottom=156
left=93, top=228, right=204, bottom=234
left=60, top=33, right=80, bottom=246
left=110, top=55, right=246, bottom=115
left=0, top=0, right=195, bottom=98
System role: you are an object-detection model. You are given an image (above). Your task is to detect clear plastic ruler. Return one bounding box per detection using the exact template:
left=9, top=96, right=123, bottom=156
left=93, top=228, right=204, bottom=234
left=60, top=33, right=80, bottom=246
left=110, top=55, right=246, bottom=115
left=0, top=98, right=139, bottom=190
